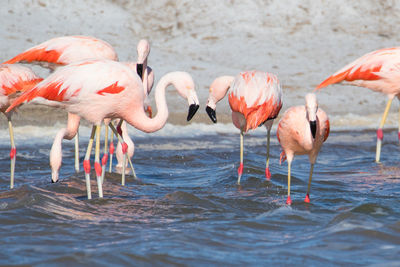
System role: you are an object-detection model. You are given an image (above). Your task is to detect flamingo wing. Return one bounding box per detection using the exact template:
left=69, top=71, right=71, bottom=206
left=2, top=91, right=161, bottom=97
left=228, top=71, right=283, bottom=131
left=3, top=36, right=118, bottom=65
left=6, top=59, right=138, bottom=113
left=0, top=64, right=43, bottom=96
left=316, top=47, right=400, bottom=90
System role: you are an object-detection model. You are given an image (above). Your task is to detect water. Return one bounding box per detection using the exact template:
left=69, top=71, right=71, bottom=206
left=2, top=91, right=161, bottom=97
left=0, top=124, right=399, bottom=265
left=1, top=0, right=400, bottom=265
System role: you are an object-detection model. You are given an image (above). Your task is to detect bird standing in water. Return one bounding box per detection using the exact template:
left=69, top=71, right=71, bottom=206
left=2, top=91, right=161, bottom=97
left=4, top=36, right=154, bottom=182
left=277, top=93, right=329, bottom=205
left=205, top=71, right=282, bottom=184
left=316, top=47, right=400, bottom=163
left=0, top=64, right=43, bottom=188
left=7, top=59, right=200, bottom=199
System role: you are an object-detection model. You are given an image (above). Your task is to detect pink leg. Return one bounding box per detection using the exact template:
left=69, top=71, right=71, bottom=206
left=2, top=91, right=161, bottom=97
left=83, top=126, right=96, bottom=199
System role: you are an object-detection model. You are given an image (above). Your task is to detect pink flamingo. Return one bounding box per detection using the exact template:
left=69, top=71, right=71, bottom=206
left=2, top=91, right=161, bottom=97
left=277, top=93, right=329, bottom=205
left=0, top=64, right=43, bottom=188
left=3, top=35, right=118, bottom=68
left=4, top=36, right=154, bottom=182
left=316, top=47, right=400, bottom=163
left=205, top=71, right=282, bottom=184
left=6, top=59, right=200, bottom=199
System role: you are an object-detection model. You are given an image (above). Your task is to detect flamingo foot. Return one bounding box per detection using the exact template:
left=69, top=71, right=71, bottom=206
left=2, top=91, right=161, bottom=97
left=237, top=163, right=244, bottom=184
left=83, top=160, right=91, bottom=174
left=109, top=142, right=115, bottom=154
left=265, top=167, right=271, bottom=180
left=9, top=147, right=16, bottom=159
left=377, top=128, right=383, bottom=140
left=304, top=194, right=310, bottom=203
left=286, top=195, right=292, bottom=205
left=94, top=162, right=102, bottom=177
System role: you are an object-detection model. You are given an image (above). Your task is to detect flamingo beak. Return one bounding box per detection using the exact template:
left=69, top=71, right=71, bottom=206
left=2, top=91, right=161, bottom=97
left=136, top=64, right=144, bottom=80
left=187, top=104, right=199, bottom=121
left=310, top=120, right=317, bottom=139
left=206, top=106, right=217, bottom=123
left=146, top=106, right=153, bottom=118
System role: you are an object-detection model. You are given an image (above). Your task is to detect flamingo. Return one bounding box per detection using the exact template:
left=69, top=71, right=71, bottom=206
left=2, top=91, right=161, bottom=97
left=277, top=93, right=329, bottom=205
left=316, top=47, right=400, bottom=163
left=0, top=64, right=43, bottom=188
left=205, top=71, right=282, bottom=184
left=4, top=36, right=154, bottom=182
left=6, top=59, right=200, bottom=199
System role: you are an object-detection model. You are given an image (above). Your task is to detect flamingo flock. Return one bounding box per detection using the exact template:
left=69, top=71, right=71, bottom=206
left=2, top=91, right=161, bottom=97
left=1, top=35, right=396, bottom=204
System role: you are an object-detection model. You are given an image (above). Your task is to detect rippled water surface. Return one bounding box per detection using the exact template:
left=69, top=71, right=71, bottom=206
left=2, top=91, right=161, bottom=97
left=0, top=128, right=400, bottom=266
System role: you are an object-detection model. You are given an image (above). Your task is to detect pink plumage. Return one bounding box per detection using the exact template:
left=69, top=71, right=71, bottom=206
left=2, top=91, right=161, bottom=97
left=316, top=46, right=400, bottom=163
left=277, top=93, right=329, bottom=205
left=0, top=64, right=42, bottom=189
left=3, top=36, right=118, bottom=66
left=206, top=70, right=282, bottom=183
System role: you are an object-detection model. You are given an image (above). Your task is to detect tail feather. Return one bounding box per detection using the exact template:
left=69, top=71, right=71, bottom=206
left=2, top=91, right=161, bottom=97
left=3, top=48, right=62, bottom=65
left=6, top=86, right=41, bottom=113
left=315, top=71, right=348, bottom=90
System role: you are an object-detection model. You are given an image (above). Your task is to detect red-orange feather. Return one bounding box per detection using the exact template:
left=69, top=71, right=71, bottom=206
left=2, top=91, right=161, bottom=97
left=3, top=47, right=63, bottom=65
left=2, top=78, right=43, bottom=96
left=228, top=93, right=282, bottom=132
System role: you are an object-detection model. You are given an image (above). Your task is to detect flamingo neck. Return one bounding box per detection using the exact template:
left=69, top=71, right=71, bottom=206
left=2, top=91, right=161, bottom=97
left=124, top=73, right=174, bottom=133
left=208, top=75, right=234, bottom=109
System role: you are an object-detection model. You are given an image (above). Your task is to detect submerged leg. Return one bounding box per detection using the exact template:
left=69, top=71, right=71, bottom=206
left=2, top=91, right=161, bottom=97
left=376, top=98, right=393, bottom=163
left=109, top=129, right=115, bottom=173
left=74, top=132, right=80, bottom=173
left=237, top=132, right=244, bottom=185
left=94, top=125, right=103, bottom=198
left=8, top=119, right=16, bottom=189
left=304, top=163, right=314, bottom=203
left=109, top=123, right=138, bottom=186
left=265, top=129, right=271, bottom=180
left=83, top=126, right=96, bottom=200
left=100, top=125, right=109, bottom=184
left=286, top=160, right=292, bottom=205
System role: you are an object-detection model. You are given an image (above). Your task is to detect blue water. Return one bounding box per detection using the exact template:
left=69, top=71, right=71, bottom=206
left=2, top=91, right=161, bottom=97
left=0, top=128, right=399, bottom=266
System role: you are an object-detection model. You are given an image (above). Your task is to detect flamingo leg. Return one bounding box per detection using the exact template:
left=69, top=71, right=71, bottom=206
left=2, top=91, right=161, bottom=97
left=74, top=131, right=80, bottom=172
left=304, top=163, right=314, bottom=203
left=376, top=98, right=393, bottom=163
left=265, top=129, right=271, bottom=180
left=108, top=123, right=138, bottom=185
left=94, top=125, right=103, bottom=198
left=100, top=124, right=109, bottom=184
left=237, top=132, right=244, bottom=185
left=109, top=128, right=115, bottom=173
left=286, top=160, right=292, bottom=205
left=83, top=126, right=96, bottom=200
left=8, top=119, right=16, bottom=189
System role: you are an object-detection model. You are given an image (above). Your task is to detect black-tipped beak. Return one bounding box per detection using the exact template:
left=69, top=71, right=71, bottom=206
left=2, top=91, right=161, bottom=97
left=187, top=104, right=200, bottom=121
left=136, top=64, right=144, bottom=80
left=206, top=106, right=217, bottom=123
left=310, top=120, right=317, bottom=139
left=51, top=179, right=59, bottom=183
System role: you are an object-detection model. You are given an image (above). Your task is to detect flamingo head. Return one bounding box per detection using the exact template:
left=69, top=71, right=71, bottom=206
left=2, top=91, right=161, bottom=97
left=206, top=96, right=217, bottom=123
left=205, top=76, right=234, bottom=123
left=305, top=93, right=318, bottom=139
left=170, top=72, right=200, bottom=121
left=136, top=39, right=150, bottom=80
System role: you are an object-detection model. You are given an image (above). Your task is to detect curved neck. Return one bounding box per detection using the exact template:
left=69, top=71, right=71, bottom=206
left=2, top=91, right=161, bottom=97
left=208, top=75, right=234, bottom=109
left=124, top=72, right=179, bottom=133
